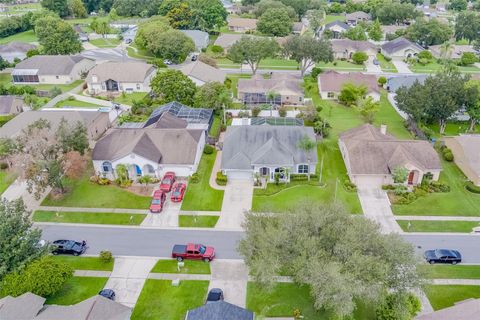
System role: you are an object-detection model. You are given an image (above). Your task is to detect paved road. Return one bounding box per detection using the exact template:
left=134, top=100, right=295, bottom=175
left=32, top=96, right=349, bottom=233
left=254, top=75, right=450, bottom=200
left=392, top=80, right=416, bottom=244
left=39, top=224, right=480, bottom=263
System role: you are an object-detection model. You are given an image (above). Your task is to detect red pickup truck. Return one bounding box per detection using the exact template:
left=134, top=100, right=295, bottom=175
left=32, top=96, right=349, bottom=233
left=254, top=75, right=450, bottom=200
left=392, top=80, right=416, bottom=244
left=171, top=243, right=215, bottom=262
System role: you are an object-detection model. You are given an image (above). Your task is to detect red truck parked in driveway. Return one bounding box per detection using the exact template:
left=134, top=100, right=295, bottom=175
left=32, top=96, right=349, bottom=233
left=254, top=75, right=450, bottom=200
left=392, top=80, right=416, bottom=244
left=171, top=243, right=215, bottom=262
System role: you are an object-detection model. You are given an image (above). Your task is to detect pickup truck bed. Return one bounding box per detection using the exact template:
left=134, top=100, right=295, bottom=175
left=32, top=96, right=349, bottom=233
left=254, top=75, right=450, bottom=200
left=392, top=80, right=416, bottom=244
left=172, top=244, right=187, bottom=255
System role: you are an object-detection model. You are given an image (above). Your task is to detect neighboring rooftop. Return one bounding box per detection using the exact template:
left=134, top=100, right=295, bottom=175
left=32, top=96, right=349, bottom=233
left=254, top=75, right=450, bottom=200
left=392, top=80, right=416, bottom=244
left=0, top=293, right=45, bottom=320
left=13, top=55, right=91, bottom=75
left=444, top=135, right=480, bottom=185
left=214, top=33, right=244, bottom=48
left=416, top=298, right=480, bottom=320
left=227, top=17, right=258, bottom=29
left=238, top=73, right=303, bottom=96
left=180, top=30, right=209, bottom=49
left=86, top=62, right=155, bottom=83
left=318, top=70, right=379, bottom=93
left=387, top=74, right=428, bottom=92
left=381, top=37, right=423, bottom=54
left=178, top=60, right=227, bottom=83
left=346, top=11, right=371, bottom=21
left=186, top=301, right=254, bottom=320
left=324, top=20, right=350, bottom=30
left=144, top=101, right=214, bottom=128
left=330, top=39, right=377, bottom=53
left=0, top=41, right=36, bottom=54
left=429, top=44, right=477, bottom=59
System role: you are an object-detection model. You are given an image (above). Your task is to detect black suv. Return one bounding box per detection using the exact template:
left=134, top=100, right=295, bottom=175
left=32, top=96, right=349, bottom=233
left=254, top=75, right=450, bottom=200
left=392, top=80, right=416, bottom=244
left=424, top=249, right=462, bottom=265
left=52, top=240, right=87, bottom=256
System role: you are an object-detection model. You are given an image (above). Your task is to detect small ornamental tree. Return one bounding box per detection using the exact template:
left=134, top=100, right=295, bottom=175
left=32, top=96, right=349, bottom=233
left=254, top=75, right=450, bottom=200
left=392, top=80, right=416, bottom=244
left=351, top=51, right=368, bottom=65
left=393, top=167, right=409, bottom=184
left=461, top=52, right=477, bottom=66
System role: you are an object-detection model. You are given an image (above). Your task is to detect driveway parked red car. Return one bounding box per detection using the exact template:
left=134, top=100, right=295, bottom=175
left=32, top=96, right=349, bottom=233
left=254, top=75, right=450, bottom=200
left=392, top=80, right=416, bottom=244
left=160, top=172, right=176, bottom=192
left=149, top=190, right=166, bottom=213
left=170, top=183, right=186, bottom=202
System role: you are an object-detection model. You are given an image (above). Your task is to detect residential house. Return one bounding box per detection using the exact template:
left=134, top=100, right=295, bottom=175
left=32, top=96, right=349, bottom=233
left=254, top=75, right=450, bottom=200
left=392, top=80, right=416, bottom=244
left=185, top=301, right=254, bottom=320
left=339, top=124, right=442, bottom=187
left=0, top=292, right=132, bottom=320
left=178, top=61, right=227, bottom=86
left=381, top=25, right=408, bottom=39
left=292, top=21, right=307, bottom=35
left=12, top=55, right=95, bottom=85
left=320, top=20, right=350, bottom=39
left=92, top=119, right=205, bottom=179
left=180, top=30, right=210, bottom=51
left=318, top=70, right=380, bottom=101
left=227, top=17, right=257, bottom=32
left=381, top=37, right=423, bottom=60
left=86, top=62, right=155, bottom=94
left=429, top=44, right=477, bottom=59
left=0, top=96, right=25, bottom=115
left=221, top=125, right=318, bottom=181
left=386, top=74, right=428, bottom=92
left=0, top=42, right=36, bottom=63
left=346, top=11, right=371, bottom=25
left=214, top=33, right=244, bottom=52
left=0, top=110, right=111, bottom=143
left=330, top=39, right=377, bottom=60
left=444, top=135, right=480, bottom=186
left=238, top=73, right=304, bottom=105
left=416, top=299, right=480, bottom=320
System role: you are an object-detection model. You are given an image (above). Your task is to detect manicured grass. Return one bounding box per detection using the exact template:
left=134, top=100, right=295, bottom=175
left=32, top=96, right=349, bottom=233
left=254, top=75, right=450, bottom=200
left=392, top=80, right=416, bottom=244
left=0, top=170, right=15, bottom=195
left=247, top=282, right=375, bottom=319
left=33, top=210, right=146, bottom=225
left=0, top=115, right=13, bottom=127
left=426, top=121, right=480, bottom=138
left=51, top=256, right=114, bottom=271
left=150, top=259, right=211, bottom=274
left=397, top=220, right=480, bottom=233
left=422, top=265, right=480, bottom=280
left=126, top=46, right=155, bottom=61
left=113, top=92, right=148, bottom=106
left=324, top=15, right=346, bottom=24
left=374, top=92, right=412, bottom=139
left=46, top=276, right=108, bottom=305
left=376, top=53, right=397, bottom=73
left=0, top=73, right=12, bottom=86
left=89, top=38, right=121, bottom=48
left=226, top=73, right=251, bottom=97
left=259, top=58, right=299, bottom=70
left=42, top=172, right=151, bottom=209
left=208, top=115, right=221, bottom=138
left=0, top=30, right=37, bottom=44
left=55, top=99, right=104, bottom=108
left=32, top=80, right=84, bottom=93
left=393, top=159, right=480, bottom=216
left=181, top=151, right=224, bottom=212
left=178, top=215, right=219, bottom=228
left=316, top=60, right=365, bottom=71
left=410, top=61, right=480, bottom=73
left=424, top=285, right=480, bottom=310
left=132, top=280, right=209, bottom=320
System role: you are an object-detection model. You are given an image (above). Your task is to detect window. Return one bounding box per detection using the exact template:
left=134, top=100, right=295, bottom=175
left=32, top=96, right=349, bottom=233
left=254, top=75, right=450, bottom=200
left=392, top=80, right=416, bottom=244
left=136, top=83, right=141, bottom=90
left=56, top=76, right=59, bottom=79
left=259, top=167, right=269, bottom=176
left=102, top=161, right=112, bottom=173
left=299, top=97, right=303, bottom=102
left=298, top=164, right=308, bottom=174
left=327, top=92, right=335, bottom=98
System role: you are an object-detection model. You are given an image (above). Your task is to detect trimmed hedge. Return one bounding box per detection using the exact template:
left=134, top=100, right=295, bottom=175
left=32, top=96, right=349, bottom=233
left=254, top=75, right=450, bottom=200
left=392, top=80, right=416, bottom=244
left=215, top=171, right=227, bottom=186
left=466, top=181, right=480, bottom=194
left=441, top=147, right=454, bottom=162
left=290, top=173, right=318, bottom=181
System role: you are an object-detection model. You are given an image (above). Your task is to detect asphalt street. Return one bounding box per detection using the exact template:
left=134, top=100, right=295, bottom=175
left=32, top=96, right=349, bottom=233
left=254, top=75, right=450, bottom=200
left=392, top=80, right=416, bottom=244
left=39, top=224, right=480, bottom=263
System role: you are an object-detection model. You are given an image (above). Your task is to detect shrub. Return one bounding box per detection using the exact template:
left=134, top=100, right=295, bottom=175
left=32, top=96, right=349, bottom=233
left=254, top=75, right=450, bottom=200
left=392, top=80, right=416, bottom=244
left=461, top=52, right=477, bottom=66
left=49, top=86, right=62, bottom=98
left=203, top=144, right=214, bottom=154
left=216, top=171, right=228, bottom=186
left=99, top=250, right=113, bottom=263
left=238, top=110, right=249, bottom=118
left=429, top=181, right=450, bottom=193
left=442, top=147, right=454, bottom=161
left=376, top=293, right=421, bottom=320
left=211, top=45, right=224, bottom=54
left=394, top=185, right=409, bottom=196
left=0, top=162, right=8, bottom=170
left=418, top=58, right=429, bottom=66
left=278, top=105, right=287, bottom=117
left=382, top=184, right=396, bottom=190
left=189, top=173, right=200, bottom=183
left=344, top=180, right=357, bottom=192
left=152, top=58, right=167, bottom=68
left=413, top=187, right=428, bottom=197
left=417, top=50, right=433, bottom=61
left=310, top=67, right=322, bottom=79
left=378, top=76, right=387, bottom=86
left=290, top=173, right=318, bottom=181
left=466, top=181, right=480, bottom=194
left=114, top=178, right=132, bottom=188
left=251, top=106, right=261, bottom=117
left=352, top=51, right=368, bottom=65
left=395, top=192, right=417, bottom=205
left=224, top=78, right=232, bottom=89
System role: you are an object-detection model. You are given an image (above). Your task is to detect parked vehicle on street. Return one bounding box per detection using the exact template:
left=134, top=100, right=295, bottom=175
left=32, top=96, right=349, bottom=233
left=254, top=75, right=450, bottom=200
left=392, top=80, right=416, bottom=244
left=171, top=243, right=215, bottom=262
left=206, top=288, right=224, bottom=304
left=99, top=289, right=116, bottom=300
left=373, top=58, right=379, bottom=65
left=424, top=249, right=462, bottom=264
left=51, top=239, right=87, bottom=256
left=150, top=190, right=166, bottom=213
left=170, top=182, right=186, bottom=202
left=160, top=172, right=176, bottom=192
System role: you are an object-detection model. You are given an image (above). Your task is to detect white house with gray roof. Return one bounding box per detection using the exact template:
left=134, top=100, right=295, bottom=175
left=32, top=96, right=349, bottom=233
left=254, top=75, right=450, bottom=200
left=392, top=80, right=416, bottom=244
left=381, top=37, right=423, bottom=60
left=178, top=61, right=227, bottom=86
left=221, top=126, right=317, bottom=182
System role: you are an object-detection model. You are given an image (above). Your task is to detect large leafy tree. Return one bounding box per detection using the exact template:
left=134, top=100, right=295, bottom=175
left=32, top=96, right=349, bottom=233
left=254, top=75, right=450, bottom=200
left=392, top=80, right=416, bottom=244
left=405, top=18, right=452, bottom=46
left=464, top=80, right=480, bottom=132
left=239, top=204, right=423, bottom=318
left=254, top=0, right=296, bottom=19
left=112, top=0, right=149, bottom=17
left=194, top=81, right=232, bottom=111
left=146, top=29, right=195, bottom=63
left=368, top=19, right=383, bottom=41
left=68, top=0, right=87, bottom=17
left=151, top=69, right=197, bottom=105
left=455, top=12, right=480, bottom=42
left=188, top=0, right=228, bottom=31
left=343, top=25, right=368, bottom=41
left=41, top=0, right=69, bottom=17
left=35, top=16, right=82, bottom=55
left=283, top=35, right=333, bottom=76
left=373, top=2, right=420, bottom=25
left=257, top=8, right=293, bottom=36
left=449, top=0, right=467, bottom=11
left=394, top=80, right=428, bottom=122
left=228, top=36, right=279, bottom=74
left=134, top=16, right=171, bottom=49
left=0, top=199, right=48, bottom=280
left=279, top=0, right=309, bottom=18
left=166, top=2, right=193, bottom=29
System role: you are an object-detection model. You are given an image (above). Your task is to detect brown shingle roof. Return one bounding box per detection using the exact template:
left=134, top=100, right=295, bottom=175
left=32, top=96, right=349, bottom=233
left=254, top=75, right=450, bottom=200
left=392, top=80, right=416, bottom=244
left=416, top=298, right=480, bottom=320
left=227, top=18, right=257, bottom=29
left=318, top=70, right=380, bottom=93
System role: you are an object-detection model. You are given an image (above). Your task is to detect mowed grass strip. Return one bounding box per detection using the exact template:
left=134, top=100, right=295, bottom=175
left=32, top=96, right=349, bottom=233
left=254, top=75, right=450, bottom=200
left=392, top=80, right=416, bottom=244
left=150, top=260, right=211, bottom=274
left=178, top=215, right=219, bottom=228
left=397, top=220, right=480, bottom=233
left=33, top=210, right=146, bottom=225
left=424, top=285, right=480, bottom=310
left=51, top=256, right=114, bottom=271
left=421, top=265, right=480, bottom=280
left=46, top=276, right=108, bottom=305
left=132, top=280, right=209, bottom=320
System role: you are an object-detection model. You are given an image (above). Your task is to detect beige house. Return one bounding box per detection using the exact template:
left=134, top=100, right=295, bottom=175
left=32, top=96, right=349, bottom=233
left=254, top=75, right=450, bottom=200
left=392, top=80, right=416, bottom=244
left=346, top=11, right=371, bottom=25
left=292, top=22, right=307, bottom=35
left=86, top=62, right=155, bottom=94
left=238, top=73, right=304, bottom=105
left=12, top=55, right=95, bottom=85
left=228, top=18, right=257, bottom=32
left=318, top=70, right=380, bottom=101
left=381, top=37, right=423, bottom=60
left=444, top=135, right=480, bottom=186
left=0, top=96, right=25, bottom=116
left=178, top=61, right=227, bottom=86
left=429, top=44, right=477, bottom=59
left=339, top=124, right=442, bottom=187
left=330, top=39, right=378, bottom=60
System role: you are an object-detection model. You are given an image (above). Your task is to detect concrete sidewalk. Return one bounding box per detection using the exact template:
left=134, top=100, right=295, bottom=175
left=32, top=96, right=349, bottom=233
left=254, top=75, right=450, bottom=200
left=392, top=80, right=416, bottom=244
left=431, top=279, right=480, bottom=285
left=1, top=179, right=49, bottom=210
left=148, top=273, right=211, bottom=281
left=396, top=216, right=480, bottom=221
left=74, top=270, right=112, bottom=277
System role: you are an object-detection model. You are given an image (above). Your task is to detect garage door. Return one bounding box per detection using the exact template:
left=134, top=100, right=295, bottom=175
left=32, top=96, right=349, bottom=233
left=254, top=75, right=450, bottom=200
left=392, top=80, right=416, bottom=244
left=353, top=175, right=386, bottom=188
left=226, top=170, right=253, bottom=181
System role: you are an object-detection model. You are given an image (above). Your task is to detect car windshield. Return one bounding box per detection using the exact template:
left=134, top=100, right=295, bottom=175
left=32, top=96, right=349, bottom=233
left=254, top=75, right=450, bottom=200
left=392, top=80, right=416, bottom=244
left=435, top=249, right=452, bottom=257
left=199, top=245, right=206, bottom=254
left=65, top=240, right=76, bottom=248
left=162, top=179, right=171, bottom=185
left=151, top=199, right=161, bottom=205
left=173, top=190, right=180, bottom=196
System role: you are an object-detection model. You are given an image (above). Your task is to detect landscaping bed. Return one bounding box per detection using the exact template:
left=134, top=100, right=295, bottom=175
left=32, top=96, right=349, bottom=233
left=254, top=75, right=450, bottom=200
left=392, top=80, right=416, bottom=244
left=33, top=210, right=147, bottom=225
left=397, top=220, right=480, bottom=233
left=150, top=260, right=211, bottom=274
left=132, top=280, right=209, bottom=320
left=45, top=276, right=108, bottom=305
left=424, top=285, right=480, bottom=310
left=178, top=215, right=219, bottom=228
left=51, top=256, right=114, bottom=271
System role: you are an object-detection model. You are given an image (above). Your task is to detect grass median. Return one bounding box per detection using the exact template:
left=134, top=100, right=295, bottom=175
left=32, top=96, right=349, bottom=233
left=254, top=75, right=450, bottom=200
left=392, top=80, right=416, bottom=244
left=421, top=265, right=480, bottom=280
left=150, top=260, right=211, bottom=274
left=424, top=285, right=480, bottom=310
left=51, top=256, right=114, bottom=271
left=178, top=215, right=219, bottom=228
left=33, top=210, right=146, bottom=225
left=397, top=220, right=480, bottom=233
left=46, top=276, right=108, bottom=305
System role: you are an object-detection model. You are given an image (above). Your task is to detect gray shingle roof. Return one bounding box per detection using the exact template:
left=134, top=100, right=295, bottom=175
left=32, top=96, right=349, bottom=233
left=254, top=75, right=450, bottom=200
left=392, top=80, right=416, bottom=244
left=86, top=62, right=155, bottom=84
left=14, top=55, right=92, bottom=76
left=180, top=30, right=209, bottom=49
left=178, top=61, right=227, bottom=84
left=0, top=41, right=36, bottom=54
left=324, top=20, right=350, bottom=31
left=186, top=301, right=254, bottom=320
left=238, top=73, right=303, bottom=96
left=0, top=293, right=45, bottom=320
left=416, top=298, right=480, bottom=320
left=381, top=37, right=423, bottom=55
left=221, top=126, right=318, bottom=170
left=387, top=74, right=428, bottom=92
left=330, top=39, right=377, bottom=54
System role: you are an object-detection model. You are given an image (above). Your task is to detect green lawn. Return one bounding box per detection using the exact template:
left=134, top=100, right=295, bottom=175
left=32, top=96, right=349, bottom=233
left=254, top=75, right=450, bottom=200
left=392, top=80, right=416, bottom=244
left=426, top=121, right=480, bottom=138
left=0, top=115, right=13, bottom=127
left=89, top=38, right=121, bottom=48
left=178, top=215, right=219, bottom=228
left=410, top=61, right=480, bottom=73
left=181, top=151, right=224, bottom=211
left=259, top=58, right=299, bottom=70
left=55, top=99, right=104, bottom=108
left=32, top=80, right=84, bottom=93
left=0, top=170, right=15, bottom=195
left=316, top=60, right=365, bottom=71
left=208, top=115, right=221, bottom=138
left=33, top=210, right=146, bottom=225
left=226, top=73, right=251, bottom=97
left=51, top=256, right=114, bottom=271
left=150, top=260, right=211, bottom=274
left=374, top=92, right=412, bottom=139
left=0, top=30, right=37, bottom=44
left=247, top=282, right=375, bottom=319
left=424, top=285, right=480, bottom=310
left=42, top=172, right=151, bottom=209
left=132, top=280, right=209, bottom=320
left=46, top=277, right=108, bottom=305
left=376, top=53, right=397, bottom=73
left=422, top=265, right=480, bottom=280
left=0, top=73, right=12, bottom=86
left=392, top=159, right=480, bottom=216
left=113, top=92, right=148, bottom=106
left=324, top=15, right=346, bottom=24
left=397, top=220, right=480, bottom=233
left=126, top=46, right=155, bottom=61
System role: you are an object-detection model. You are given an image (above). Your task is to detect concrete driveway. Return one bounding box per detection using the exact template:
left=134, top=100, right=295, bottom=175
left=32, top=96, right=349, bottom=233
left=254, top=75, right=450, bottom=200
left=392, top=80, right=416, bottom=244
left=208, top=260, right=248, bottom=308
left=392, top=60, right=412, bottom=74
left=216, top=180, right=253, bottom=230
left=141, top=200, right=181, bottom=227
left=366, top=56, right=382, bottom=73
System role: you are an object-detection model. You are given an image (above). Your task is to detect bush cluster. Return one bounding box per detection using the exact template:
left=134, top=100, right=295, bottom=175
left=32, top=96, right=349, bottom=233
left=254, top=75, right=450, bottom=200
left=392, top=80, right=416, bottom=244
left=99, top=250, right=113, bottom=263
left=440, top=146, right=454, bottom=161
left=189, top=173, right=200, bottom=184
left=203, top=145, right=214, bottom=154
left=466, top=181, right=480, bottom=194
left=290, top=173, right=319, bottom=181
left=0, top=162, right=8, bottom=170
left=390, top=180, right=450, bottom=204
left=90, top=175, right=111, bottom=185
left=215, top=171, right=228, bottom=186
left=343, top=180, right=357, bottom=192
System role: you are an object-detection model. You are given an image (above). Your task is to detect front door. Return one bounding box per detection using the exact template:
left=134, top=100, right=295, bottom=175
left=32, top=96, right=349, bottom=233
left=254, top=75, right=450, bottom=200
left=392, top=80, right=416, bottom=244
left=408, top=171, right=414, bottom=185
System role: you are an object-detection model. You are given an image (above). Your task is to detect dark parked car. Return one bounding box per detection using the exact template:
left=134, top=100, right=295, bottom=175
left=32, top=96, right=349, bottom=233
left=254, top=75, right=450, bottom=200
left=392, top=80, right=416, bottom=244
left=206, top=288, right=224, bottom=304
left=424, top=249, right=462, bottom=265
left=52, top=240, right=87, bottom=256
left=99, top=289, right=116, bottom=300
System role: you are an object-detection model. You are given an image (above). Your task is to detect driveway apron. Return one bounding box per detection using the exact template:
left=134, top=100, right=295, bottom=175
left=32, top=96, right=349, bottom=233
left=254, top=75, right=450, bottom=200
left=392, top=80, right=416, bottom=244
left=392, top=60, right=413, bottom=74
left=216, top=180, right=253, bottom=230
left=208, top=260, right=249, bottom=308
left=140, top=200, right=180, bottom=227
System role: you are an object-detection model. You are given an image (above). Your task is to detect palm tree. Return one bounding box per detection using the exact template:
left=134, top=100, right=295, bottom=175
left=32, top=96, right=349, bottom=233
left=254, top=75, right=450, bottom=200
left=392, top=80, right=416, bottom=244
left=297, top=135, right=316, bottom=181
left=266, top=90, right=280, bottom=117
left=218, top=91, right=232, bottom=125
left=440, top=40, right=454, bottom=61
